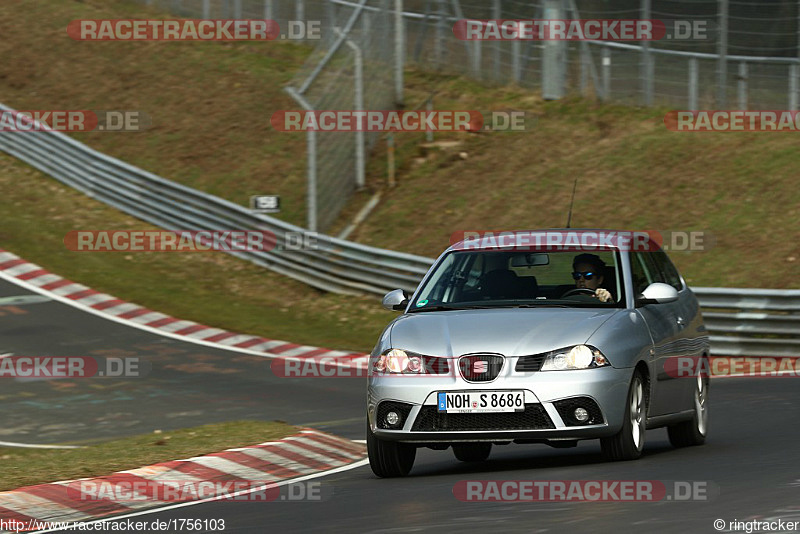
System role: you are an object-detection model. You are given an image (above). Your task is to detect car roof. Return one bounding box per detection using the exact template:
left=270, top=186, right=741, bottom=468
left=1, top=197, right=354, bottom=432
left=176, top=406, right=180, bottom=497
left=447, top=228, right=657, bottom=253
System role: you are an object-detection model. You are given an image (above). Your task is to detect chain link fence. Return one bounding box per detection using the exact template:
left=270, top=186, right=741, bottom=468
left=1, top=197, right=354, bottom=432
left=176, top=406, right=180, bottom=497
left=134, top=0, right=800, bottom=232
left=285, top=0, right=396, bottom=231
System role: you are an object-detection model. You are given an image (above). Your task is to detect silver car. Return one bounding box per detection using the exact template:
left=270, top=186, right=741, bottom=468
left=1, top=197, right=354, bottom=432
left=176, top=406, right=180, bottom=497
left=367, top=230, right=710, bottom=477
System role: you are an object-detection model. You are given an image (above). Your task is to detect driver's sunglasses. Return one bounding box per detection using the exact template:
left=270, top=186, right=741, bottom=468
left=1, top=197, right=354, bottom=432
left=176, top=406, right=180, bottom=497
left=572, top=271, right=596, bottom=280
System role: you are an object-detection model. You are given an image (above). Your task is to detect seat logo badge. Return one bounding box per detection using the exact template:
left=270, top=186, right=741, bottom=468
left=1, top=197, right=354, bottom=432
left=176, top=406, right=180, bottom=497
left=473, top=360, right=488, bottom=374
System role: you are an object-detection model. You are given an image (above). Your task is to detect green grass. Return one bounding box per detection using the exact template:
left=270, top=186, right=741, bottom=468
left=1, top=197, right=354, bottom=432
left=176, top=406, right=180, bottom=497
left=0, top=154, right=396, bottom=353
left=0, top=0, right=796, bottom=361
left=0, top=421, right=297, bottom=491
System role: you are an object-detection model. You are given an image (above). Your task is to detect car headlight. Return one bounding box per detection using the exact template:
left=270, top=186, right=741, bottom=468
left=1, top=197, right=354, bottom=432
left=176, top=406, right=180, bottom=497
left=540, top=345, right=609, bottom=371
left=374, top=349, right=423, bottom=374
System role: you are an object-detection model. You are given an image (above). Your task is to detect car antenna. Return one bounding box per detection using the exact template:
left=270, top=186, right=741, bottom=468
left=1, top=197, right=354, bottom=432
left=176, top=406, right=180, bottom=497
left=565, top=178, right=578, bottom=228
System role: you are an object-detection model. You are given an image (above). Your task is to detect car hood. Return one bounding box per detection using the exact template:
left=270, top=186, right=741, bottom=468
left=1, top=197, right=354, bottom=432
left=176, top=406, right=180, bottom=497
left=389, top=308, right=620, bottom=357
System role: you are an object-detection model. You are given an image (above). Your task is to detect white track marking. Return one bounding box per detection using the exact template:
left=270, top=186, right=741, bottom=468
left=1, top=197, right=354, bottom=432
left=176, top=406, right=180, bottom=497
left=31, top=458, right=370, bottom=533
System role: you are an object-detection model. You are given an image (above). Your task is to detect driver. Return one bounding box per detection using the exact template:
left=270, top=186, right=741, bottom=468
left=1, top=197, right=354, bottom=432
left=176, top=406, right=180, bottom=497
left=568, top=253, right=612, bottom=303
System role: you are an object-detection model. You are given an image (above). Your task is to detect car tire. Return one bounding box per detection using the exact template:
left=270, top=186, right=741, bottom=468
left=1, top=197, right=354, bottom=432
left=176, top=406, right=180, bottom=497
left=452, top=443, right=492, bottom=462
left=367, top=420, right=416, bottom=478
left=601, top=370, right=646, bottom=461
left=668, top=369, right=709, bottom=447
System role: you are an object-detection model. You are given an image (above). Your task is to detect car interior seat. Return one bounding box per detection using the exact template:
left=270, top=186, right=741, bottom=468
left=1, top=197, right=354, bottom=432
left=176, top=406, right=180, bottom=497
left=482, top=269, right=521, bottom=300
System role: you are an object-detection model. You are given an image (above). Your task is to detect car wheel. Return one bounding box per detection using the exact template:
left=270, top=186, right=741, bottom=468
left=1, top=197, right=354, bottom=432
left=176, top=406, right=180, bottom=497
left=601, top=370, right=646, bottom=461
left=366, top=420, right=416, bottom=477
left=667, top=369, right=709, bottom=447
left=452, top=443, right=492, bottom=462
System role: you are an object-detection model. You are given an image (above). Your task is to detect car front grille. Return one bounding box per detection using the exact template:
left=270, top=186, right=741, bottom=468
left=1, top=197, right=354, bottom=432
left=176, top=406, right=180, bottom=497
left=459, top=354, right=504, bottom=382
left=515, top=354, right=547, bottom=372
left=411, top=403, right=555, bottom=432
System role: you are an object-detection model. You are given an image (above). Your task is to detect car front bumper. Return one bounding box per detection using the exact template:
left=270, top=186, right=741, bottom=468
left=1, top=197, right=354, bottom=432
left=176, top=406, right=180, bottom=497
left=368, top=365, right=634, bottom=443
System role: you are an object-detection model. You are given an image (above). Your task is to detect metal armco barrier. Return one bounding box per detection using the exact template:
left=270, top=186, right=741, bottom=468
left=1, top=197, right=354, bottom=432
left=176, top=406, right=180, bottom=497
left=0, top=108, right=797, bottom=356
left=0, top=103, right=433, bottom=297
left=692, top=288, right=800, bottom=357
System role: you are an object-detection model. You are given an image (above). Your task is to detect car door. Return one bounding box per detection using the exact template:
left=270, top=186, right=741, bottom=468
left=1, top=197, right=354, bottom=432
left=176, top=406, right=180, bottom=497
left=630, top=251, right=686, bottom=416
left=649, top=249, right=705, bottom=410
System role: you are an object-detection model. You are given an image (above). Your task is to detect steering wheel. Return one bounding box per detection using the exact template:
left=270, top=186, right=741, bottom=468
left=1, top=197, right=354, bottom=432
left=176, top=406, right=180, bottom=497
left=561, top=288, right=597, bottom=298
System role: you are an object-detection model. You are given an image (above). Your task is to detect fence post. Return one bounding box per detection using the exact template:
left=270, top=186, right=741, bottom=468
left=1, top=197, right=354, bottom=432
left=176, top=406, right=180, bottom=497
left=602, top=46, right=611, bottom=101
left=203, top=0, right=210, bottom=18
left=347, top=38, right=366, bottom=189
left=580, top=45, right=587, bottom=95
left=790, top=64, right=799, bottom=111
left=395, top=0, right=405, bottom=106
left=641, top=0, right=653, bottom=106
left=297, top=0, right=305, bottom=22
left=737, top=61, right=748, bottom=109
left=307, top=128, right=318, bottom=232
left=434, top=0, right=448, bottom=69
left=717, top=0, right=728, bottom=107
left=264, top=0, right=273, bottom=20
left=493, top=0, right=501, bottom=81
left=689, top=57, right=699, bottom=110
left=541, top=0, right=565, bottom=96
left=234, top=0, right=242, bottom=19
left=285, top=87, right=318, bottom=232
left=426, top=95, right=435, bottom=143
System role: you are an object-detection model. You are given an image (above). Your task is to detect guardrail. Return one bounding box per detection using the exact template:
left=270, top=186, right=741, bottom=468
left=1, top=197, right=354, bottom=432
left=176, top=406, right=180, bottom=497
left=692, top=288, right=800, bottom=358
left=0, top=105, right=797, bottom=357
left=0, top=103, right=433, bottom=297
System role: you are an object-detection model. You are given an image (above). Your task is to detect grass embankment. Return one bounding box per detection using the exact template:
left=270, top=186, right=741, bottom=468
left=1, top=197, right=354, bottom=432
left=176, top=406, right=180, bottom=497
left=0, top=421, right=297, bottom=491
left=0, top=0, right=796, bottom=360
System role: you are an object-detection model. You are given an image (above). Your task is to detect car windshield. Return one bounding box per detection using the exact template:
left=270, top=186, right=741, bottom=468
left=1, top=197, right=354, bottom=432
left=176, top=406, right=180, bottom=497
left=409, top=249, right=625, bottom=311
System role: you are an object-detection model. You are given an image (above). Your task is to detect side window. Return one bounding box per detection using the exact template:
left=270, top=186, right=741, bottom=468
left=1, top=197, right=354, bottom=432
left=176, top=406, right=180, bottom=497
left=629, top=253, right=651, bottom=295
left=631, top=252, right=669, bottom=294
left=651, top=250, right=683, bottom=290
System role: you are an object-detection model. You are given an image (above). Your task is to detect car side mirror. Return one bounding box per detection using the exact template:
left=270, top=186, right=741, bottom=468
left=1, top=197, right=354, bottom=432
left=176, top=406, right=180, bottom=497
left=382, top=289, right=409, bottom=311
left=636, top=282, right=679, bottom=306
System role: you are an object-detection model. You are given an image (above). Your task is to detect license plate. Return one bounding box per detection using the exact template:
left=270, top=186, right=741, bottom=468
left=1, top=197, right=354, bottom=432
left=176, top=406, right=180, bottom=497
left=437, top=391, right=525, bottom=413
